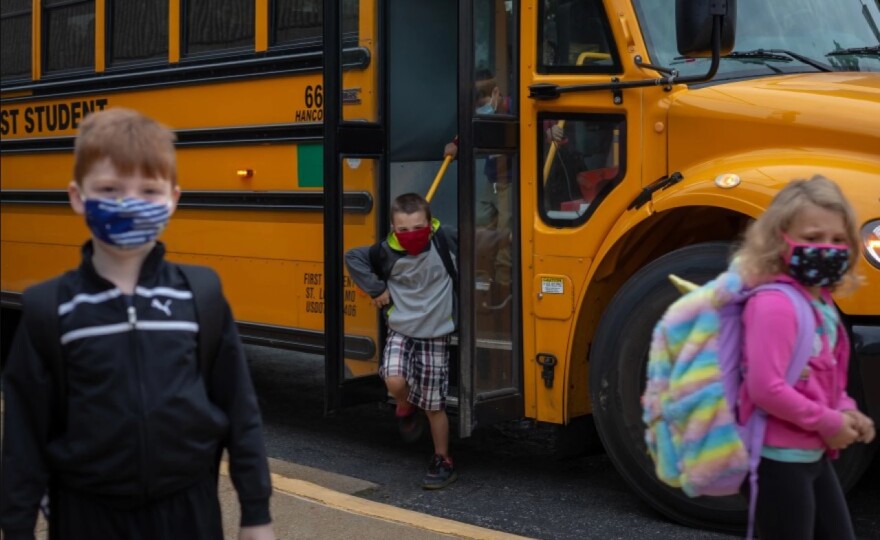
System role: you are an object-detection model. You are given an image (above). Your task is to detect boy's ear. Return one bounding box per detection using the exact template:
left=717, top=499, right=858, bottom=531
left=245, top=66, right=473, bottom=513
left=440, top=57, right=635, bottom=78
left=68, top=181, right=85, bottom=215
left=168, top=184, right=182, bottom=214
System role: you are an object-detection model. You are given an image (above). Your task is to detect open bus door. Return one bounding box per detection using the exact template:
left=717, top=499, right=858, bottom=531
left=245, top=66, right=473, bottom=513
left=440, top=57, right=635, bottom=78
left=322, top=0, right=388, bottom=413
left=455, top=0, right=524, bottom=437
left=323, top=0, right=523, bottom=433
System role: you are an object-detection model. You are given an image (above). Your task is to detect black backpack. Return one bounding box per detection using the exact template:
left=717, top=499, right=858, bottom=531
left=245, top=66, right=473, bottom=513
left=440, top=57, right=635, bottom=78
left=21, top=264, right=224, bottom=431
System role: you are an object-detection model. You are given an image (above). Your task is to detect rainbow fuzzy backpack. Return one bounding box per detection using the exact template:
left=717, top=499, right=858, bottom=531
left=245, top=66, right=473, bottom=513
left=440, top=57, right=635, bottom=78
left=642, top=269, right=815, bottom=539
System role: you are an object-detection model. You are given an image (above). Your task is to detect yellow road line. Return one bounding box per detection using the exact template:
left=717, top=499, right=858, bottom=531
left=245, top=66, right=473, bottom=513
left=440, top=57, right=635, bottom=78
left=220, top=462, right=534, bottom=540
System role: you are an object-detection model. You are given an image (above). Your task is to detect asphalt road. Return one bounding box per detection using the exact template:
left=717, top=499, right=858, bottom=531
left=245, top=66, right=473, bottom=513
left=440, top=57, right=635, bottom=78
left=248, top=346, right=880, bottom=540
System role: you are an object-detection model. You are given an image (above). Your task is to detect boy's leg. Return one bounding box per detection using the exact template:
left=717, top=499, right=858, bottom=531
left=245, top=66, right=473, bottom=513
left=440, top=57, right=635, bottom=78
left=425, top=408, right=450, bottom=457
left=379, top=330, right=414, bottom=413
left=412, top=335, right=457, bottom=489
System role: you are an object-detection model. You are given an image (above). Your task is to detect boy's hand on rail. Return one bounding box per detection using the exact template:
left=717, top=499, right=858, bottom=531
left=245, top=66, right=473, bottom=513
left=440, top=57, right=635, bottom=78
left=443, top=142, right=458, bottom=159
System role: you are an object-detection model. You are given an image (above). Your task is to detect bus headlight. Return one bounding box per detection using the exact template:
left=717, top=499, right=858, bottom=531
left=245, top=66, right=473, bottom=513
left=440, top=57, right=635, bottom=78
left=863, top=220, right=880, bottom=270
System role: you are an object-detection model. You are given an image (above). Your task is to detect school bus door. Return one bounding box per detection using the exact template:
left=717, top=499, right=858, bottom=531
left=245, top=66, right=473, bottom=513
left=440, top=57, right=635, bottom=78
left=323, top=0, right=388, bottom=412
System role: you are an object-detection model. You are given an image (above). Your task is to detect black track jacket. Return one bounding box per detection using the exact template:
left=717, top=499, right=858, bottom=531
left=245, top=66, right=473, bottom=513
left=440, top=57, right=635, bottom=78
left=0, top=242, right=271, bottom=539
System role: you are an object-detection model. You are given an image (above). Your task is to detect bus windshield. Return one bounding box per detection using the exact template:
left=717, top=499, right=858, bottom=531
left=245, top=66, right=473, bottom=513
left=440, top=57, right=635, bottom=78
left=633, top=0, right=880, bottom=80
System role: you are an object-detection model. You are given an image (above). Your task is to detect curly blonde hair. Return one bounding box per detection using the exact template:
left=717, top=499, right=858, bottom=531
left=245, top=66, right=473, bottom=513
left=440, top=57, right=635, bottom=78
left=733, top=175, right=861, bottom=293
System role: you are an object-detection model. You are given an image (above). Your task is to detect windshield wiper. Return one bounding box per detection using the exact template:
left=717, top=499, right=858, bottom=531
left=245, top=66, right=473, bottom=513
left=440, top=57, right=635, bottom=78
left=826, top=45, right=880, bottom=57
left=727, top=49, right=832, bottom=72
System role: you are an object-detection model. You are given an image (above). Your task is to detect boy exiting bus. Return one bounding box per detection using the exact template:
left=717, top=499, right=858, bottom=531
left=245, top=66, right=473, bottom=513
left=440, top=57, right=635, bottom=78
left=345, top=193, right=459, bottom=489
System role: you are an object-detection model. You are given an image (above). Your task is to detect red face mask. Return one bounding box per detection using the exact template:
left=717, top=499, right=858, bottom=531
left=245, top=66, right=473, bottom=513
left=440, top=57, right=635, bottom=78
left=395, top=226, right=432, bottom=256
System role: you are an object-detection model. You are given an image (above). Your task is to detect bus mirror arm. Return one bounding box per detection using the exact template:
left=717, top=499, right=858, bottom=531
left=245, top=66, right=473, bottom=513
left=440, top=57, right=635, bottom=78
left=528, top=15, right=724, bottom=101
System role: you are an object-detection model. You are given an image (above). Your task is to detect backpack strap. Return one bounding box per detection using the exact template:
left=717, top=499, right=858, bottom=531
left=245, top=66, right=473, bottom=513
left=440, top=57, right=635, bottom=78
left=742, top=282, right=817, bottom=540
left=21, top=277, right=66, bottom=434
left=177, top=264, right=224, bottom=394
left=432, top=227, right=458, bottom=293
left=368, top=242, right=386, bottom=282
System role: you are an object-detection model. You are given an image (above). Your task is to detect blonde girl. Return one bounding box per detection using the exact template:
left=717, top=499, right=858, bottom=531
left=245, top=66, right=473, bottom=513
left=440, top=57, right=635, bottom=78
left=734, top=175, right=875, bottom=539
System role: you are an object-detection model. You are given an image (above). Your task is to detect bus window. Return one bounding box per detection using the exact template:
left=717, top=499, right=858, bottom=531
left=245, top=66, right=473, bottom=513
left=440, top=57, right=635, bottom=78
left=109, top=0, right=167, bottom=66
left=43, top=0, right=94, bottom=74
left=538, top=0, right=619, bottom=73
left=474, top=0, right=516, bottom=116
left=539, top=115, right=624, bottom=226
left=186, top=0, right=254, bottom=56
left=273, top=0, right=359, bottom=48
left=0, top=0, right=31, bottom=81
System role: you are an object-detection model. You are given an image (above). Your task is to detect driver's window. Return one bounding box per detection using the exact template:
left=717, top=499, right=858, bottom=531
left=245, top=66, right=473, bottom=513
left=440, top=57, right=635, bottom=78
left=539, top=115, right=625, bottom=226
left=539, top=0, right=620, bottom=72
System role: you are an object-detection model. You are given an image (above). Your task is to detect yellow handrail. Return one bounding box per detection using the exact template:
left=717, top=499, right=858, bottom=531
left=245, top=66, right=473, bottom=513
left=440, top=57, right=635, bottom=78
left=542, top=119, right=566, bottom=185
left=426, top=154, right=454, bottom=202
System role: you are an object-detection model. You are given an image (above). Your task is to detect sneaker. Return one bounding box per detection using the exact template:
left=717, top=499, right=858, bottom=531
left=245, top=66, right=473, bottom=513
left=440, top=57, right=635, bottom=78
left=396, top=403, right=425, bottom=443
left=421, top=454, right=458, bottom=490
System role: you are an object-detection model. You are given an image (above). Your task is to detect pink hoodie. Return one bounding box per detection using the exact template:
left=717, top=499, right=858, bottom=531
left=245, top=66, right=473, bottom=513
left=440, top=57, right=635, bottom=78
left=738, top=274, right=857, bottom=452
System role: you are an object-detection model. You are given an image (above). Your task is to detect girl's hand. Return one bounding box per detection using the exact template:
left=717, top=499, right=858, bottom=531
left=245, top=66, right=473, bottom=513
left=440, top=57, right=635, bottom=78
left=824, top=413, right=860, bottom=449
left=239, top=523, right=275, bottom=540
left=844, top=409, right=876, bottom=444
left=371, top=289, right=391, bottom=309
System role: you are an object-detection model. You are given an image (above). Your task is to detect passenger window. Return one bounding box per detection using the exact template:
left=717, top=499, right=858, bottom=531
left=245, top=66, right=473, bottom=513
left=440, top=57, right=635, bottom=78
left=273, top=0, right=359, bottom=48
left=538, top=0, right=619, bottom=73
left=185, top=0, right=254, bottom=56
left=539, top=115, right=625, bottom=226
left=43, top=0, right=95, bottom=74
left=0, top=0, right=31, bottom=81
left=109, top=0, right=168, bottom=66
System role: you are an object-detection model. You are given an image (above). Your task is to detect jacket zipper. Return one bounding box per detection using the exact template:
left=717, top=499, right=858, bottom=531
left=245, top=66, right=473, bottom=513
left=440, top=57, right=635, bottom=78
left=127, top=302, right=151, bottom=502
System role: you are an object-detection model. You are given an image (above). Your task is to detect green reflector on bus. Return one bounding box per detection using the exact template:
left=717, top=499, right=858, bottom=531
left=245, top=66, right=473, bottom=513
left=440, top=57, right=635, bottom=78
left=297, top=144, right=323, bottom=187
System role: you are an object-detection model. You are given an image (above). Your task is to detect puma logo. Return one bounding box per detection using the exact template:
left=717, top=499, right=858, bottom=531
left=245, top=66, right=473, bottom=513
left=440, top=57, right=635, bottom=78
left=151, top=298, right=172, bottom=316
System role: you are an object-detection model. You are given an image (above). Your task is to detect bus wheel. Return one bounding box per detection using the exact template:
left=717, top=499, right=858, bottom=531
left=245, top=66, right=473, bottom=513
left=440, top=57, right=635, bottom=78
left=589, top=241, right=876, bottom=530
left=589, top=242, right=744, bottom=531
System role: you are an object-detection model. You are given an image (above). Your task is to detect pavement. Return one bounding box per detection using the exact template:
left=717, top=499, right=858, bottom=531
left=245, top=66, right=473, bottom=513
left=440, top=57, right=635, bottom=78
left=30, top=457, right=531, bottom=539
left=218, top=458, right=534, bottom=540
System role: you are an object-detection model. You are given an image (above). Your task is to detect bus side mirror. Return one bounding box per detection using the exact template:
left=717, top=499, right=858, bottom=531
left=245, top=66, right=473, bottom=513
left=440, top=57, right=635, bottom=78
left=676, top=0, right=737, bottom=57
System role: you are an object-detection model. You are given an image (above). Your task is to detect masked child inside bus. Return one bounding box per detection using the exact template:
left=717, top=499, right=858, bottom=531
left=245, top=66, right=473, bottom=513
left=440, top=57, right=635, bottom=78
left=0, top=108, right=275, bottom=540
left=345, top=193, right=459, bottom=490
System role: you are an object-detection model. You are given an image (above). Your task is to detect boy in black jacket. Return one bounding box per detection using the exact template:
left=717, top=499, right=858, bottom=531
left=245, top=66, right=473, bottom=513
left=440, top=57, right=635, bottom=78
left=0, top=108, right=275, bottom=540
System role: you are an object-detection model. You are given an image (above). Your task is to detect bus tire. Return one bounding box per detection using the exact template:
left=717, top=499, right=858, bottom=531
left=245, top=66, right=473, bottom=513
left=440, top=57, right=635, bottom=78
left=589, top=242, right=744, bottom=531
left=589, top=241, right=875, bottom=531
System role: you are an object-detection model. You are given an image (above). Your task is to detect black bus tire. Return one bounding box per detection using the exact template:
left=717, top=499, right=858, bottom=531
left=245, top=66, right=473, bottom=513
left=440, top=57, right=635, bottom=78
left=589, top=242, right=745, bottom=531
left=588, top=241, right=876, bottom=531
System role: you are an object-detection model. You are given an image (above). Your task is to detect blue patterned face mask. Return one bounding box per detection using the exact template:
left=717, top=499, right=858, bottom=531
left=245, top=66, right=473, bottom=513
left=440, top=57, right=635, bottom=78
left=476, top=102, right=495, bottom=115
left=83, top=197, right=171, bottom=249
left=783, top=235, right=850, bottom=287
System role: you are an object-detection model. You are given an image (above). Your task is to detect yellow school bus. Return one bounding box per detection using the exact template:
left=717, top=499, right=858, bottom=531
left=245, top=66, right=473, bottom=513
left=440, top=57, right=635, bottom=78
left=2, top=0, right=878, bottom=532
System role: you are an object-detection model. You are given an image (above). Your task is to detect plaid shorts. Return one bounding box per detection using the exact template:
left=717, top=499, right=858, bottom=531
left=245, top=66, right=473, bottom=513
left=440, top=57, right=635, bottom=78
left=379, top=329, right=450, bottom=411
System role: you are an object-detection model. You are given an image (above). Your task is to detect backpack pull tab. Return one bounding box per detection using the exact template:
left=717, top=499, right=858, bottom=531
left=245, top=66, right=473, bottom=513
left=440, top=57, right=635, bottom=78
left=536, top=354, right=558, bottom=388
